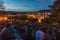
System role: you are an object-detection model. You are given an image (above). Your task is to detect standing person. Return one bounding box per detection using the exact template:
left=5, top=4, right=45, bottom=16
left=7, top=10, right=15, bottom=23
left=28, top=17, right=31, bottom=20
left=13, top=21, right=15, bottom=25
left=56, top=28, right=60, bottom=40
left=0, top=23, right=9, bottom=40
left=24, top=25, right=33, bottom=40
left=35, top=26, right=45, bottom=40
left=1, top=22, right=21, bottom=40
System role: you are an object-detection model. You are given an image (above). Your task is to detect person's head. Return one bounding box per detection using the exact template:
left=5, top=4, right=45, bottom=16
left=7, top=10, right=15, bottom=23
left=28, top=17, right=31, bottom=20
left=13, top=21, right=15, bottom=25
left=37, top=25, right=44, bottom=31
left=39, top=25, right=45, bottom=32
left=5, top=22, right=11, bottom=28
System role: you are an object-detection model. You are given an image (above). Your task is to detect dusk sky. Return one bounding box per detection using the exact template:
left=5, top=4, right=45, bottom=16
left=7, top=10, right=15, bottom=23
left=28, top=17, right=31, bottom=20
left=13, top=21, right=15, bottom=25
left=2, top=0, right=55, bottom=12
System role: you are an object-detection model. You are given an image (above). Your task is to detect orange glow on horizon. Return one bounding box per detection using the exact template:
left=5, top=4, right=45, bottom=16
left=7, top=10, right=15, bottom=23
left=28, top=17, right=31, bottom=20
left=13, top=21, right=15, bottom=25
left=26, top=14, right=45, bottom=23
left=0, top=17, right=8, bottom=21
left=27, top=14, right=36, bottom=18
left=0, top=17, right=3, bottom=21
left=4, top=17, right=8, bottom=20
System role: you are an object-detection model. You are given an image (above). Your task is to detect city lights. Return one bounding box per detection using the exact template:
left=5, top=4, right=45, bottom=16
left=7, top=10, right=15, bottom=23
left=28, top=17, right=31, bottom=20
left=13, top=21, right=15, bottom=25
left=0, top=17, right=8, bottom=21
left=38, top=16, right=44, bottom=23
left=27, top=14, right=36, bottom=18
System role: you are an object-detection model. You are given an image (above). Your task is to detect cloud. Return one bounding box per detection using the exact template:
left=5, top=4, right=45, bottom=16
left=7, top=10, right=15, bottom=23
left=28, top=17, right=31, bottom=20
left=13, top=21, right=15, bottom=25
left=3, top=0, right=55, bottom=12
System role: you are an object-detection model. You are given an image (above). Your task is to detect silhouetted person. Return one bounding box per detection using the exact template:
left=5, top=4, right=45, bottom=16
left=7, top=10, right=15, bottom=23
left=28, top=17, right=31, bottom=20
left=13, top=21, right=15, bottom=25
left=1, top=22, right=21, bottom=40
left=35, top=26, right=45, bottom=40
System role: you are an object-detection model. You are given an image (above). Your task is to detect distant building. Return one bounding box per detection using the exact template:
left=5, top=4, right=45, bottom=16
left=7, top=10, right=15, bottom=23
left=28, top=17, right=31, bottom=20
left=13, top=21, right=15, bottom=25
left=0, top=10, right=52, bottom=22
left=36, top=10, right=52, bottom=22
left=37, top=10, right=52, bottom=18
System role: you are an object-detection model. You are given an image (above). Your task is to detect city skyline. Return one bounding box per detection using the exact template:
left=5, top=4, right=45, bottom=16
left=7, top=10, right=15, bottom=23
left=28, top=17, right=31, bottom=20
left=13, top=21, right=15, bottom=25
left=2, top=0, right=55, bottom=12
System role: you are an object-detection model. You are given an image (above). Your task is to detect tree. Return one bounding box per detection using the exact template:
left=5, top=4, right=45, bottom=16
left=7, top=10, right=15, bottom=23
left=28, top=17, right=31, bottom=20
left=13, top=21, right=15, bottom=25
left=42, top=0, right=60, bottom=27
left=0, top=0, right=5, bottom=11
left=41, top=0, right=60, bottom=40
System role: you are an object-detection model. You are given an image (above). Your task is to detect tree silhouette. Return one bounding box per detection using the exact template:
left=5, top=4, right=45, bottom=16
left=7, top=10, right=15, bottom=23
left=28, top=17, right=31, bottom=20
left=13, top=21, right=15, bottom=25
left=0, top=0, right=5, bottom=11
left=42, top=0, right=60, bottom=27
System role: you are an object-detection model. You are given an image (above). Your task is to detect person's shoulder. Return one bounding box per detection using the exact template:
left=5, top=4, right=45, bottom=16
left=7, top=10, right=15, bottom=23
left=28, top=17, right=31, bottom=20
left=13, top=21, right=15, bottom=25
left=41, top=31, right=45, bottom=36
left=37, top=30, right=43, bottom=33
left=36, top=30, right=41, bottom=32
left=36, top=30, right=40, bottom=33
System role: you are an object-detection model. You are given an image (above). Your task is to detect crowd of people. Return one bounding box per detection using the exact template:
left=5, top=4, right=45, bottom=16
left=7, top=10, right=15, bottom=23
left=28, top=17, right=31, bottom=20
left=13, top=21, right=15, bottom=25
left=0, top=21, right=57, bottom=40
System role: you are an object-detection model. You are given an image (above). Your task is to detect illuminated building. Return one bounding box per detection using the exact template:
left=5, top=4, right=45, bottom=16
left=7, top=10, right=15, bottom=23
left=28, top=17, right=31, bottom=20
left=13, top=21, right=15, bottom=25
left=37, top=10, right=52, bottom=23
left=0, top=10, right=52, bottom=22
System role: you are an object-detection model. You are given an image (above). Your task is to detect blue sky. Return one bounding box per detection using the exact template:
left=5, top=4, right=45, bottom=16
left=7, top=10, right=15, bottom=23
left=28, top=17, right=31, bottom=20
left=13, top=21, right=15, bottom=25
left=2, top=0, right=55, bottom=12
